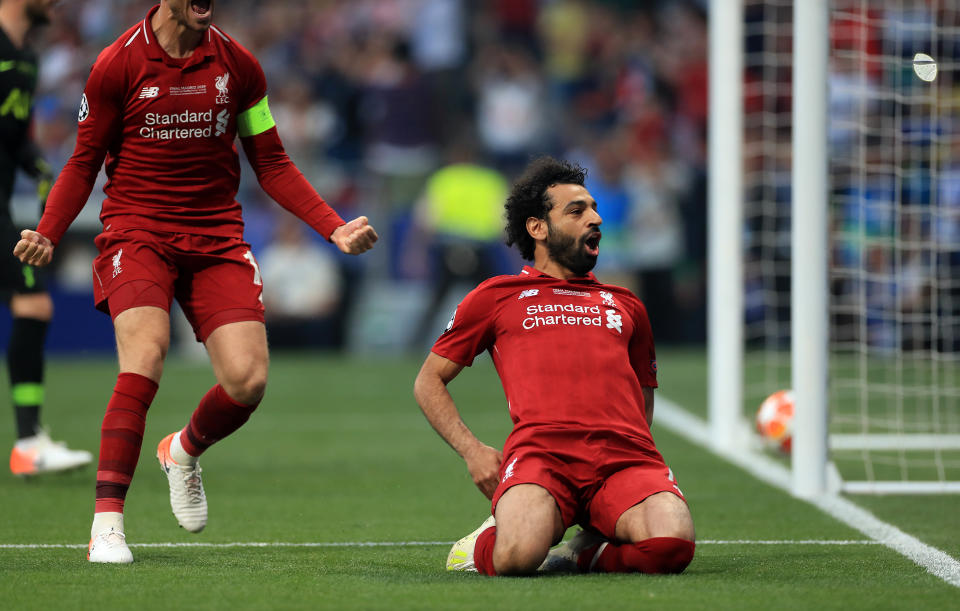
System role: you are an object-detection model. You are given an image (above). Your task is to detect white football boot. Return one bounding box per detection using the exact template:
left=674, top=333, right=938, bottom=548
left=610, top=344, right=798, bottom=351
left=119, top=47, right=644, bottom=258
left=446, top=515, right=496, bottom=571
left=157, top=433, right=207, bottom=533
left=88, top=528, right=134, bottom=564
left=538, top=529, right=608, bottom=572
left=10, top=430, right=92, bottom=476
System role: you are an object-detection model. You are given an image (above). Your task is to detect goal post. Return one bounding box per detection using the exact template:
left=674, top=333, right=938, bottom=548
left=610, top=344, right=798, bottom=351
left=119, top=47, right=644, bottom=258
left=791, top=0, right=831, bottom=498
left=708, top=0, right=960, bottom=495
left=708, top=0, right=746, bottom=456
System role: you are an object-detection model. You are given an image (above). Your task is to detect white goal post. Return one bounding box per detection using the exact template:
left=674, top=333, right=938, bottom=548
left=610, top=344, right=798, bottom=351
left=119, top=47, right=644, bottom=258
left=708, top=0, right=960, bottom=495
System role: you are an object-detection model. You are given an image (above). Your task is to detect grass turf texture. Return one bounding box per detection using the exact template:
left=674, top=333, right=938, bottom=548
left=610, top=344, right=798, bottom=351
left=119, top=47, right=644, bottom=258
left=1, top=350, right=957, bottom=609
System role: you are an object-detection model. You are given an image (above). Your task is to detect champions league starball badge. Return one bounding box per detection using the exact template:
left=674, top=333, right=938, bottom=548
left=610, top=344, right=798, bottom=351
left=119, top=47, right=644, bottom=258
left=78, top=93, right=90, bottom=122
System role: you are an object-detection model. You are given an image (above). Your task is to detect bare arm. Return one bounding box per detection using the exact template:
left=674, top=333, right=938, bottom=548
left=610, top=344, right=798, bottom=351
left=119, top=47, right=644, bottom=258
left=642, top=386, right=655, bottom=425
left=414, top=352, right=503, bottom=499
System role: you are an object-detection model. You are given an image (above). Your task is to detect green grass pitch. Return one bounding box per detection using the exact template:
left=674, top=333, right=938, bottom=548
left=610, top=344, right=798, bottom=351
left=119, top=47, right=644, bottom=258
left=1, top=350, right=957, bottom=609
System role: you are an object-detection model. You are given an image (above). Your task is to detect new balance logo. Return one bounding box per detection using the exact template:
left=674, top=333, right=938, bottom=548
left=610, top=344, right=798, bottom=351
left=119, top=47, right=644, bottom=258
left=139, top=86, right=159, bottom=99
left=215, top=109, right=229, bottom=136
left=605, top=309, right=622, bottom=334
left=517, top=289, right=539, bottom=300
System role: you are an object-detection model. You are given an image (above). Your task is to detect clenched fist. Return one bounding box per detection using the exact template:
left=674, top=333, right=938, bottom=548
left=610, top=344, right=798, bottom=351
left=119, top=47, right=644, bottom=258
left=330, top=216, right=378, bottom=255
left=13, top=229, right=54, bottom=267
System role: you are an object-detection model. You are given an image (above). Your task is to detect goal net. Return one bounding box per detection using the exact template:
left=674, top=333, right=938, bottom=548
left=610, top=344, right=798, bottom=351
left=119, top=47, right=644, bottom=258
left=740, top=0, right=960, bottom=493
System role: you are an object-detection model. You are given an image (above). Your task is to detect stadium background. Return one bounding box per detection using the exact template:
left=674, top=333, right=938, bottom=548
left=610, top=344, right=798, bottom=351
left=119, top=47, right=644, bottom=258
left=3, top=1, right=960, bottom=606
left=6, top=0, right=710, bottom=354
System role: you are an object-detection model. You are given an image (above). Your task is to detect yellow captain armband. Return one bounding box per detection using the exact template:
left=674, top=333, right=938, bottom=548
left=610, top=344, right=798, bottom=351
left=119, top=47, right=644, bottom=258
left=237, top=95, right=276, bottom=137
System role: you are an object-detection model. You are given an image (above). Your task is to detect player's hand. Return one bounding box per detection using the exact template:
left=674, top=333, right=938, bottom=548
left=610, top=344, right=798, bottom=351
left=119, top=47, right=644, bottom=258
left=13, top=229, right=54, bottom=267
left=463, top=443, right=503, bottom=500
left=330, top=216, right=378, bottom=255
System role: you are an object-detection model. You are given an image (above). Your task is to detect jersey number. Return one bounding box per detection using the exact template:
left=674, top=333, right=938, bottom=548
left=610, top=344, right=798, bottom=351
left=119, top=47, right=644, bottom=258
left=0, top=88, right=31, bottom=120
left=242, top=250, right=262, bottom=286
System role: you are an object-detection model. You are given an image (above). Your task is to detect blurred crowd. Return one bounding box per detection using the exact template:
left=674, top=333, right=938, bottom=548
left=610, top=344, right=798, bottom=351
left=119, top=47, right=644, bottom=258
left=743, top=0, right=960, bottom=354
left=15, top=1, right=958, bottom=354
left=18, top=0, right=711, bottom=350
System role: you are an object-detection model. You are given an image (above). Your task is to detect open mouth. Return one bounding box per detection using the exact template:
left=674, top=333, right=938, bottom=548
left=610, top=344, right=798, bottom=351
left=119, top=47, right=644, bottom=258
left=191, top=0, right=211, bottom=18
left=583, top=232, right=601, bottom=257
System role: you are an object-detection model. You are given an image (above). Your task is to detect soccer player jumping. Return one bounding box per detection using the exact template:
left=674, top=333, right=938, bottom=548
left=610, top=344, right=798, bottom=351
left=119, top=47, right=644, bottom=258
left=414, top=157, right=695, bottom=576
left=13, top=0, right=378, bottom=564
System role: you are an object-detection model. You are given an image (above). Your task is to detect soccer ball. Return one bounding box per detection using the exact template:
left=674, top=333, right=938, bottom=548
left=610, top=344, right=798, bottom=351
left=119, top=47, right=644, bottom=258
left=755, top=390, right=794, bottom=453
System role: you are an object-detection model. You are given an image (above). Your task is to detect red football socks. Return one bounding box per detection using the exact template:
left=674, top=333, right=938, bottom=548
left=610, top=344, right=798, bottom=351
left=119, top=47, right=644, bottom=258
left=94, top=373, right=158, bottom=513
left=179, top=384, right=259, bottom=457
left=589, top=537, right=695, bottom=574
left=474, top=526, right=498, bottom=576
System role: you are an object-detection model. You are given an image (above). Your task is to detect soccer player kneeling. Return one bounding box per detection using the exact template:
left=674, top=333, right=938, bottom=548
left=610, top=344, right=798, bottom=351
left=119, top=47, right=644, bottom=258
left=414, top=157, right=695, bottom=576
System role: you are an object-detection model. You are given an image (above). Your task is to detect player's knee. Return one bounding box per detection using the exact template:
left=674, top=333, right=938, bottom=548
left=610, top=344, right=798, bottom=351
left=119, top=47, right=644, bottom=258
left=492, top=537, right=550, bottom=576
left=10, top=293, right=53, bottom=320
left=221, top=368, right=267, bottom=406
left=117, top=341, right=168, bottom=381
left=223, top=379, right=266, bottom=406
left=631, top=537, right=695, bottom=574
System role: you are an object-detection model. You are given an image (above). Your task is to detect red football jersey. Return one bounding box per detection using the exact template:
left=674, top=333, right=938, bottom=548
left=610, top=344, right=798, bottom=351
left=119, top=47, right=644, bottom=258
left=38, top=5, right=343, bottom=244
left=432, top=266, right=659, bottom=451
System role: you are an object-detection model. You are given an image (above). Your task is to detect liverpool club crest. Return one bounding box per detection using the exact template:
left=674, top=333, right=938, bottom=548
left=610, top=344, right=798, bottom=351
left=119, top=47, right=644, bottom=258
left=215, top=73, right=230, bottom=104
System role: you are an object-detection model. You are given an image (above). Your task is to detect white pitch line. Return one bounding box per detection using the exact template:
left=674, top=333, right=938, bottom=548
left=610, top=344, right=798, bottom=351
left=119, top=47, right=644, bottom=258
left=0, top=540, right=879, bottom=550
left=656, top=397, right=960, bottom=589
left=698, top=540, right=881, bottom=545
left=0, top=541, right=453, bottom=550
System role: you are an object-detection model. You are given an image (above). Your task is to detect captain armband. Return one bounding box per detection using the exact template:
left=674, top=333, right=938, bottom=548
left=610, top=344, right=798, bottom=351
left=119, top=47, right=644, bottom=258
left=237, top=96, right=276, bottom=137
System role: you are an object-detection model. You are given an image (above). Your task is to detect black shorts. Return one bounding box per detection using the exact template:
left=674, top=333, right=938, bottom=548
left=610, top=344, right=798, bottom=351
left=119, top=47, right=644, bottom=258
left=0, top=218, right=47, bottom=296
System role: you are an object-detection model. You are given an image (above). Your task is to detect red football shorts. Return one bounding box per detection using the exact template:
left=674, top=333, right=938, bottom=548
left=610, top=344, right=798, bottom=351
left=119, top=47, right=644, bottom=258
left=491, top=429, right=686, bottom=540
left=92, top=229, right=265, bottom=342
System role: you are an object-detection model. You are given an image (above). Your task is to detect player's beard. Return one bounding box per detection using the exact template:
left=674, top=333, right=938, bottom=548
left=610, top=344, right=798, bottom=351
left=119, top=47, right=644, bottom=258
left=545, top=221, right=598, bottom=277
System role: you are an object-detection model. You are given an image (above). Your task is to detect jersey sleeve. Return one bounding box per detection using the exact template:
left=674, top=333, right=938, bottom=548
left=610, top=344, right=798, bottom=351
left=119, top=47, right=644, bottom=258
left=238, top=50, right=268, bottom=116
left=236, top=54, right=346, bottom=239
left=234, top=51, right=273, bottom=140
left=36, top=51, right=125, bottom=244
left=628, top=297, right=658, bottom=388
left=430, top=284, right=498, bottom=367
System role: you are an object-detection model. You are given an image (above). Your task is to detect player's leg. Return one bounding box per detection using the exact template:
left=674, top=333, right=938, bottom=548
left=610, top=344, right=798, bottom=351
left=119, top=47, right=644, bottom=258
left=156, top=239, right=267, bottom=533
left=592, top=491, right=696, bottom=574
left=89, top=304, right=170, bottom=563
left=448, top=445, right=577, bottom=575
left=161, top=238, right=267, bottom=465
left=180, top=320, right=267, bottom=456
left=160, top=321, right=266, bottom=465
left=452, top=484, right=563, bottom=576
left=88, top=231, right=176, bottom=563
left=554, top=465, right=695, bottom=574
left=614, top=490, right=695, bottom=542
left=486, top=483, right=565, bottom=575
left=156, top=321, right=266, bottom=533
left=8, top=290, right=92, bottom=475
left=8, top=293, right=52, bottom=441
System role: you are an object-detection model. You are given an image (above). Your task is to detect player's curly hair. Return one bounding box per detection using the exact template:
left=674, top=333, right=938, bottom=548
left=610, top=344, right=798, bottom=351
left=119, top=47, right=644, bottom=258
left=504, top=156, right=588, bottom=261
